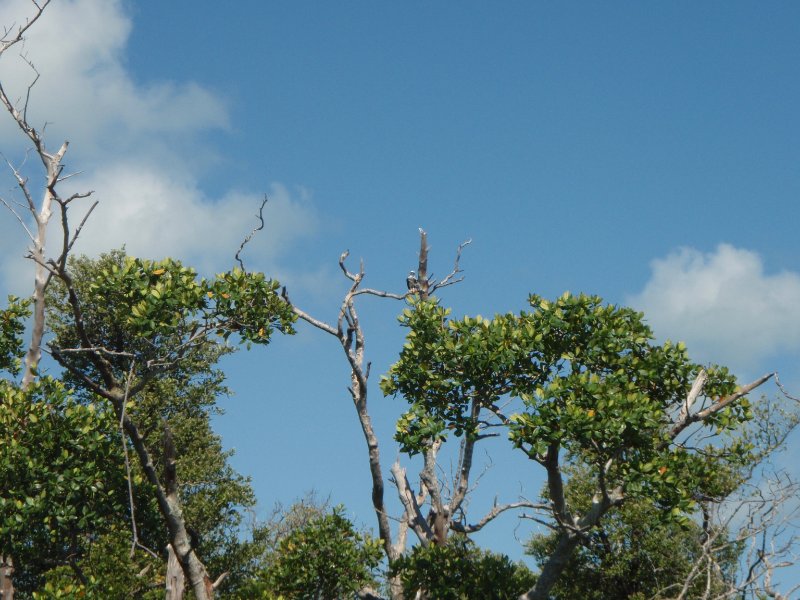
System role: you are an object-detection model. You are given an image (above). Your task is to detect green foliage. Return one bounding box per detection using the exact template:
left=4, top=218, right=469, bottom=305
left=390, top=536, right=537, bottom=600
left=115, top=346, right=261, bottom=596
left=5, top=251, right=295, bottom=597
left=383, top=293, right=752, bottom=519
left=33, top=529, right=163, bottom=600
left=526, top=465, right=741, bottom=600
left=48, top=250, right=296, bottom=384
left=242, top=507, right=382, bottom=600
left=0, top=296, right=30, bottom=375
left=0, top=378, right=129, bottom=595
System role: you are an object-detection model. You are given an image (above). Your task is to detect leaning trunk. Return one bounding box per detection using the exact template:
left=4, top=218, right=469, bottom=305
left=121, top=411, right=214, bottom=599
left=353, top=383, right=403, bottom=600
left=519, top=530, right=581, bottom=600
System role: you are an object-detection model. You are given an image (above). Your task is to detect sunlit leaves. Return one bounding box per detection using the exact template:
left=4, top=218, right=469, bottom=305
left=0, top=378, right=127, bottom=557
left=79, top=254, right=295, bottom=344
left=384, top=291, right=747, bottom=516
left=48, top=251, right=296, bottom=383
left=256, top=507, right=382, bottom=599
left=390, top=535, right=537, bottom=600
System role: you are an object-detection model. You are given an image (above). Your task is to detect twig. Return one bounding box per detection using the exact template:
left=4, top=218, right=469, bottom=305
left=775, top=373, right=800, bottom=403
left=235, top=194, right=268, bottom=272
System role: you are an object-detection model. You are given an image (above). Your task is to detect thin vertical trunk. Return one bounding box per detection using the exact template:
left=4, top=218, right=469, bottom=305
left=352, top=380, right=403, bottom=600
left=21, top=181, right=55, bottom=388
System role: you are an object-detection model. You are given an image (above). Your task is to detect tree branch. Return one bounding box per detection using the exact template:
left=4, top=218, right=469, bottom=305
left=670, top=373, right=774, bottom=440
left=234, top=194, right=268, bottom=272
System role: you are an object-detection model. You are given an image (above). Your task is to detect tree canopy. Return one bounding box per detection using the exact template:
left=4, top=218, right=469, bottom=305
left=383, top=293, right=770, bottom=599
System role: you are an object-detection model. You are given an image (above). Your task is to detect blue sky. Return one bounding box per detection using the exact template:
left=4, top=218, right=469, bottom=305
left=2, top=0, right=800, bottom=581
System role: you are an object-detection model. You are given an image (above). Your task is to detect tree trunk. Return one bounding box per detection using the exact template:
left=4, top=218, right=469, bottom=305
left=120, top=412, right=214, bottom=599
left=353, top=387, right=403, bottom=600
left=165, top=545, right=185, bottom=600
left=0, top=556, right=13, bottom=600
left=519, top=530, right=581, bottom=600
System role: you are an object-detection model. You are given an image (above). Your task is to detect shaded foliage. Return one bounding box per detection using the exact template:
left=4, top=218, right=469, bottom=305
left=390, top=535, right=536, bottom=600
left=526, top=465, right=741, bottom=600
left=239, top=507, right=382, bottom=600
left=0, top=379, right=130, bottom=597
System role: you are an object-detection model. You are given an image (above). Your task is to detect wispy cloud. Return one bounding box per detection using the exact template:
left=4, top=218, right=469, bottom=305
left=0, top=0, right=228, bottom=160
left=627, top=244, right=800, bottom=372
left=0, top=0, right=320, bottom=296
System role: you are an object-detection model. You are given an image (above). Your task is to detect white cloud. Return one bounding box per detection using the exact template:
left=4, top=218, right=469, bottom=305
left=627, top=244, right=800, bottom=371
left=0, top=0, right=228, bottom=160
left=0, top=0, right=323, bottom=296
left=72, top=165, right=318, bottom=273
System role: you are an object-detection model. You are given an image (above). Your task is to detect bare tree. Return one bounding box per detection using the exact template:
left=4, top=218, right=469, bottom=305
left=279, top=230, right=540, bottom=599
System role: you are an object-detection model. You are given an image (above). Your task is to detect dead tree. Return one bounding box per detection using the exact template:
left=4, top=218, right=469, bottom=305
left=279, top=230, right=539, bottom=598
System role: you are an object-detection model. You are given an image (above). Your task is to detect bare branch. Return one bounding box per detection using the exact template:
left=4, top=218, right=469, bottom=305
left=775, top=372, right=800, bottom=403
left=19, top=53, right=40, bottom=125
left=0, top=194, right=34, bottom=242
left=281, top=288, right=338, bottom=336
left=429, top=238, right=471, bottom=294
left=677, top=368, right=707, bottom=425
left=119, top=360, right=159, bottom=561
left=235, top=194, right=268, bottom=272
left=0, top=1, right=51, bottom=56
left=669, top=372, right=774, bottom=441
left=454, top=500, right=548, bottom=534
left=211, top=572, right=229, bottom=590
left=352, top=288, right=408, bottom=300
left=338, top=249, right=358, bottom=281
left=391, top=461, right=434, bottom=544
left=63, top=199, right=98, bottom=260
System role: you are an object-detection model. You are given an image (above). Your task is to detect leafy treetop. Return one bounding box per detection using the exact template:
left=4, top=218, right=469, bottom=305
left=47, top=250, right=296, bottom=388
left=383, top=293, right=752, bottom=518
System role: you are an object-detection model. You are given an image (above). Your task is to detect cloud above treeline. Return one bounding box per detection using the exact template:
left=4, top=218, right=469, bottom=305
left=627, top=244, right=800, bottom=373
left=0, top=0, right=318, bottom=296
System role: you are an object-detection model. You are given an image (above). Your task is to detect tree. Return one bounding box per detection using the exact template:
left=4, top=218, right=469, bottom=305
left=44, top=251, right=295, bottom=599
left=277, top=231, right=536, bottom=599
left=252, top=507, right=382, bottom=600
left=1, top=5, right=296, bottom=595
left=390, top=535, right=536, bottom=600
left=0, top=251, right=289, bottom=599
left=0, top=300, right=133, bottom=597
left=383, top=292, right=774, bottom=600
left=31, top=529, right=163, bottom=600
left=3, top=4, right=796, bottom=599
left=1, top=2, right=96, bottom=594
left=525, top=464, right=741, bottom=600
